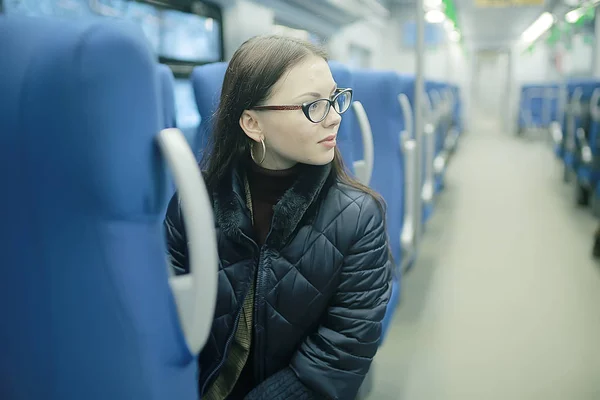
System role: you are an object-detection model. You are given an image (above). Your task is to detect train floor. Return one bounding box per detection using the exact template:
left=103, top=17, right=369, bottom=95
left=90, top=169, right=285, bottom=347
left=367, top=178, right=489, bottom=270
left=367, top=121, right=600, bottom=399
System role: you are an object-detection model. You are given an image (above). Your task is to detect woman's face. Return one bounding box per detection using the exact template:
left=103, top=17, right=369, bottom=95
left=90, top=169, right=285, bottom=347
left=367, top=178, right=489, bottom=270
left=240, top=56, right=345, bottom=170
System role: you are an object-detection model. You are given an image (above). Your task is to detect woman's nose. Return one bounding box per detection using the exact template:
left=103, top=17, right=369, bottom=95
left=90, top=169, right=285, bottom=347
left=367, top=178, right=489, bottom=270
left=323, top=107, right=342, bottom=127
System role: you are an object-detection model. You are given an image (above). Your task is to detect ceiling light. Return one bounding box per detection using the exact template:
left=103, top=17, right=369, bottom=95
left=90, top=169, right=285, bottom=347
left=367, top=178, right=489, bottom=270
left=521, top=12, right=554, bottom=44
left=425, top=9, right=446, bottom=23
left=565, top=8, right=584, bottom=23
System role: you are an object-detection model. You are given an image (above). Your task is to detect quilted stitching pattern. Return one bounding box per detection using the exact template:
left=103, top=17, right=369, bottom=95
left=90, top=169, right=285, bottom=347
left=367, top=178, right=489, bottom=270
left=164, top=172, right=392, bottom=400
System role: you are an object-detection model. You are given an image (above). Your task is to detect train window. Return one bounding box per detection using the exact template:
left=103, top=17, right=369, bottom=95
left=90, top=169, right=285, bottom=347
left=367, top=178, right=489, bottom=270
left=158, top=9, right=221, bottom=63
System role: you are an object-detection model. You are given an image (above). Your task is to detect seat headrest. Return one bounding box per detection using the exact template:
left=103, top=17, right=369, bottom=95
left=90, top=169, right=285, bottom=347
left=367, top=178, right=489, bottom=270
left=353, top=69, right=405, bottom=122
left=158, top=64, right=177, bottom=130
left=0, top=15, right=168, bottom=219
left=328, top=61, right=355, bottom=169
left=351, top=69, right=407, bottom=264
left=191, top=62, right=228, bottom=157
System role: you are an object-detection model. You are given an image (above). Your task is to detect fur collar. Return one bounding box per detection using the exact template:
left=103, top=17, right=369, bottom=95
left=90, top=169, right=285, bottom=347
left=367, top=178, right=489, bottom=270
left=212, top=160, right=332, bottom=249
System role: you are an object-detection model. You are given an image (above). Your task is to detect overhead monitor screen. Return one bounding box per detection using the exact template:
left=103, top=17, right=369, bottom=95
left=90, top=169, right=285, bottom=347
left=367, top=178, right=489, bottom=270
left=4, top=1, right=223, bottom=63
left=4, top=0, right=87, bottom=18
left=3, top=0, right=128, bottom=18
left=159, top=9, right=221, bottom=63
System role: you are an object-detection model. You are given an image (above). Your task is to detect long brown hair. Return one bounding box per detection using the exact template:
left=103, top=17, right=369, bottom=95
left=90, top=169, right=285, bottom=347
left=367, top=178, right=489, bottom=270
left=201, top=35, right=385, bottom=211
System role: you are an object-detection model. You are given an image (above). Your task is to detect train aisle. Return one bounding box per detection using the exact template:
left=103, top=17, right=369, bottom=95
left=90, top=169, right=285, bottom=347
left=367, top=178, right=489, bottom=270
left=368, top=120, right=600, bottom=400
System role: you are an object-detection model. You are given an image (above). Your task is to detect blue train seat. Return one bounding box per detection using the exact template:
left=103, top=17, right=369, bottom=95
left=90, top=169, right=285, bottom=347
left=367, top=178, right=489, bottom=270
left=569, top=81, right=600, bottom=204
left=157, top=64, right=179, bottom=213
left=518, top=84, right=555, bottom=129
left=191, top=62, right=228, bottom=160
left=380, top=274, right=401, bottom=344
left=352, top=71, right=406, bottom=399
left=328, top=61, right=356, bottom=173
left=0, top=15, right=217, bottom=400
left=350, top=93, right=367, bottom=179
left=451, top=84, right=463, bottom=136
left=519, top=84, right=545, bottom=129
left=158, top=64, right=177, bottom=129
left=394, top=75, right=417, bottom=271
left=563, top=80, right=598, bottom=189
left=352, top=69, right=405, bottom=278
left=426, top=80, right=451, bottom=194
left=587, top=90, right=600, bottom=194
left=421, top=88, right=436, bottom=224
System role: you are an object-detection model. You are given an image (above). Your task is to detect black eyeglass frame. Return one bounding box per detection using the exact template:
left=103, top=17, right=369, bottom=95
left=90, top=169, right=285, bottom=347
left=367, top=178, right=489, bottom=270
left=252, top=88, right=353, bottom=123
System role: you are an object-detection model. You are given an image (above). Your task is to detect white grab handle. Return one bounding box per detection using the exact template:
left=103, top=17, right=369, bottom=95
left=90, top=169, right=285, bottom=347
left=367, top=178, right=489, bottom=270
left=550, top=121, right=563, bottom=145
left=398, top=93, right=416, bottom=271
left=352, top=101, right=374, bottom=186
left=423, top=91, right=434, bottom=122
left=398, top=93, right=413, bottom=139
left=422, top=122, right=435, bottom=204
left=400, top=136, right=416, bottom=271
left=576, top=127, right=593, bottom=164
left=157, top=128, right=218, bottom=355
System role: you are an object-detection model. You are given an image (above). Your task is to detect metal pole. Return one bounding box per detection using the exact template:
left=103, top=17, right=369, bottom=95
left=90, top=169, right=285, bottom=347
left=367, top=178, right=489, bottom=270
left=593, top=7, right=600, bottom=78
left=506, top=48, right=514, bottom=133
left=414, top=0, right=425, bottom=246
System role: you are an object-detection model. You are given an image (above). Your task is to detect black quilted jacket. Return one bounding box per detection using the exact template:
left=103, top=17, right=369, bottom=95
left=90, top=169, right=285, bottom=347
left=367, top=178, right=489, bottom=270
left=164, top=161, right=393, bottom=400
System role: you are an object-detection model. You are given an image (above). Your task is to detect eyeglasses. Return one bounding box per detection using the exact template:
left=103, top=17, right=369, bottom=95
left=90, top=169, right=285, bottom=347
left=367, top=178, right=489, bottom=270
left=252, top=88, right=353, bottom=123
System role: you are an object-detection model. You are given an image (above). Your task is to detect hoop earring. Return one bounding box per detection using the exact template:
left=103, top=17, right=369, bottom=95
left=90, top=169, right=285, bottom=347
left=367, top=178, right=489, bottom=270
left=251, top=138, right=266, bottom=165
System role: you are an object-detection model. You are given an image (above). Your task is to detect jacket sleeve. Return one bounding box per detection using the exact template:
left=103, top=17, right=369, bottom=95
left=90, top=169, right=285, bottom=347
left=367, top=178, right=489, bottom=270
left=245, top=194, right=393, bottom=400
left=164, top=192, right=190, bottom=276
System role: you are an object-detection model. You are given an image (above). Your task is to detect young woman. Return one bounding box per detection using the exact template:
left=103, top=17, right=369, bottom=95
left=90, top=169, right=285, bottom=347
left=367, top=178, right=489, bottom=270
left=165, top=35, right=393, bottom=400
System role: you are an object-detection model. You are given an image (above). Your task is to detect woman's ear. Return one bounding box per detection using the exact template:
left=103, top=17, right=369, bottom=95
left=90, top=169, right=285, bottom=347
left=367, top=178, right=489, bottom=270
left=240, top=110, right=263, bottom=143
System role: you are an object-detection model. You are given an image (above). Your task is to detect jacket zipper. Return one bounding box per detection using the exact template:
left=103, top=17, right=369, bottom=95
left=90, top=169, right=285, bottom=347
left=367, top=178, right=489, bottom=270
left=200, top=234, right=258, bottom=396
left=199, top=295, right=243, bottom=396
left=253, top=218, right=280, bottom=384
left=254, top=247, right=267, bottom=383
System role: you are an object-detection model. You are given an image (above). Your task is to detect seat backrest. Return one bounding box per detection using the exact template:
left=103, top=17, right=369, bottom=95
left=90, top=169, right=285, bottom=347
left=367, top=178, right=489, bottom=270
left=432, top=81, right=449, bottom=154
left=397, top=74, right=416, bottom=138
left=172, top=78, right=202, bottom=154
left=352, top=69, right=405, bottom=266
left=451, top=85, right=462, bottom=130
left=328, top=61, right=355, bottom=173
left=191, top=62, right=228, bottom=161
left=158, top=64, right=177, bottom=129
left=156, top=64, right=181, bottom=212
left=0, top=15, right=207, bottom=400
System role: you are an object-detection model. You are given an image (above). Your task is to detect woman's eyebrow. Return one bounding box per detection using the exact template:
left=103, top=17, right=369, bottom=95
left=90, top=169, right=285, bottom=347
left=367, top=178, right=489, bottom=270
left=295, top=84, right=338, bottom=100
